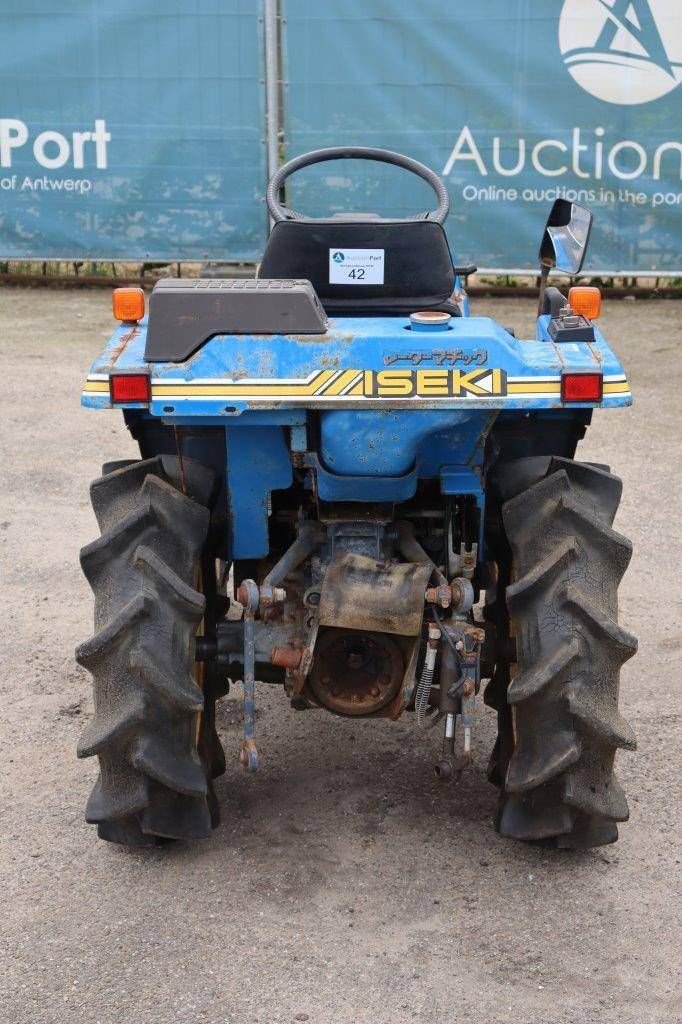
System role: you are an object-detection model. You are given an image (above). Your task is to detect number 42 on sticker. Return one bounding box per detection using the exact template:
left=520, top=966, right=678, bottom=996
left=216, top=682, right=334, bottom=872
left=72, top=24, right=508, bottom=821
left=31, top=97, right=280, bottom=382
left=329, top=248, right=385, bottom=285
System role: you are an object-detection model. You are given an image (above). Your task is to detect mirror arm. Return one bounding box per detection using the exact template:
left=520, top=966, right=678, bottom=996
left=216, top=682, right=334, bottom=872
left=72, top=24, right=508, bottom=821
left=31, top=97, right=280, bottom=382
left=537, top=259, right=553, bottom=317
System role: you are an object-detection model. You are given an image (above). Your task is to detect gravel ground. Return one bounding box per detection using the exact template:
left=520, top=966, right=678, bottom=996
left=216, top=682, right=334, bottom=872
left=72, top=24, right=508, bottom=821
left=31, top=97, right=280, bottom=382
left=0, top=287, right=680, bottom=1024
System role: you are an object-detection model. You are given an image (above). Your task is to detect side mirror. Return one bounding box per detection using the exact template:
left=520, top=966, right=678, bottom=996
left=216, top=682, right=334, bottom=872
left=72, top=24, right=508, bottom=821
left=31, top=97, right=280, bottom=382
left=539, top=199, right=593, bottom=275
left=537, top=199, right=593, bottom=315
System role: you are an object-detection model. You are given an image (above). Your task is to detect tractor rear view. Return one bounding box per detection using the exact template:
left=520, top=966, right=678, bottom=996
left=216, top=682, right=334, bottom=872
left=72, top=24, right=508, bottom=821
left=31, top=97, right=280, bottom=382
left=77, top=148, right=636, bottom=849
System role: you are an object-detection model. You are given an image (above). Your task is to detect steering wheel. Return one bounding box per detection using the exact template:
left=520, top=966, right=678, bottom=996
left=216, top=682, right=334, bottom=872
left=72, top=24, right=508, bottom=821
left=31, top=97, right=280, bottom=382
left=266, top=146, right=450, bottom=225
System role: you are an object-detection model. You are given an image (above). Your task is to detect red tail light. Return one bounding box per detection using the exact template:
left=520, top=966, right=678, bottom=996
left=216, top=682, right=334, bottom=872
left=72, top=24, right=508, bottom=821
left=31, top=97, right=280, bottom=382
left=561, top=372, right=603, bottom=403
left=109, top=373, right=151, bottom=404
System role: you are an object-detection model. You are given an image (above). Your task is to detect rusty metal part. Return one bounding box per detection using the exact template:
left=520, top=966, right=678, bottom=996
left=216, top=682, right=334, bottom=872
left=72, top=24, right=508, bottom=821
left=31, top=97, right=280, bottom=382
left=438, top=634, right=460, bottom=715
left=106, top=323, right=140, bottom=365
left=446, top=621, right=485, bottom=700
left=303, top=587, right=321, bottom=608
left=452, top=619, right=485, bottom=773
left=428, top=615, right=486, bottom=781
left=259, top=585, right=287, bottom=607
left=450, top=577, right=475, bottom=614
left=270, top=645, right=303, bottom=670
left=239, top=738, right=259, bottom=771
left=424, top=578, right=474, bottom=613
left=236, top=579, right=259, bottom=610
left=393, top=520, right=448, bottom=587
left=459, top=543, right=478, bottom=579
left=299, top=621, right=319, bottom=675
left=318, top=551, right=432, bottom=637
left=435, top=703, right=458, bottom=781
left=198, top=620, right=299, bottom=675
left=237, top=571, right=287, bottom=612
left=461, top=677, right=475, bottom=697
left=308, top=629, right=403, bottom=716
left=238, top=580, right=260, bottom=772
left=410, top=310, right=452, bottom=327
left=454, top=692, right=476, bottom=772
left=288, top=616, right=319, bottom=696
left=425, top=583, right=452, bottom=609
left=260, top=522, right=324, bottom=594
left=433, top=630, right=458, bottom=782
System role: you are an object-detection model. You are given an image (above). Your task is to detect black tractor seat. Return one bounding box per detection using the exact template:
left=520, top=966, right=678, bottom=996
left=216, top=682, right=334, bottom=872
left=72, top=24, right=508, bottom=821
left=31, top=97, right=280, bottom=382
left=259, top=218, right=461, bottom=317
left=259, top=147, right=470, bottom=318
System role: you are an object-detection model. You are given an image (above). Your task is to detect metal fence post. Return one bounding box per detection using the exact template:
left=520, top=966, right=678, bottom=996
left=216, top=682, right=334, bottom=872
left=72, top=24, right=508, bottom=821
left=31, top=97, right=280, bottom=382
left=263, top=0, right=282, bottom=215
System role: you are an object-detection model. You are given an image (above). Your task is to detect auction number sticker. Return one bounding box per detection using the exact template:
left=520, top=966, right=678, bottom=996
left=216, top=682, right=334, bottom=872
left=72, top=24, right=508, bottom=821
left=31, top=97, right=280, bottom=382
left=329, top=248, right=385, bottom=285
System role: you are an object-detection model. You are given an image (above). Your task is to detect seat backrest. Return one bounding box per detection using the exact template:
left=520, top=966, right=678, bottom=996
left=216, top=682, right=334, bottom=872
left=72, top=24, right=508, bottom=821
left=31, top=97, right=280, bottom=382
left=259, top=219, right=456, bottom=316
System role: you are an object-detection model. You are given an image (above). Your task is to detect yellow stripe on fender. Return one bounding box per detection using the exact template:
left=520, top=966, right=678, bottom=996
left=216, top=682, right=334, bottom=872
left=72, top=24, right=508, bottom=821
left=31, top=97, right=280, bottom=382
left=84, top=370, right=630, bottom=402
left=507, top=381, right=561, bottom=395
left=152, top=369, right=337, bottom=398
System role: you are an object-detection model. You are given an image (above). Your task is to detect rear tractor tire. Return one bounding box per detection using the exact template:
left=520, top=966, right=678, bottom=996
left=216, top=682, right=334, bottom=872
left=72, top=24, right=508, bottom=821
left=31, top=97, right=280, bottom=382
left=488, top=456, right=637, bottom=849
left=76, top=455, right=225, bottom=847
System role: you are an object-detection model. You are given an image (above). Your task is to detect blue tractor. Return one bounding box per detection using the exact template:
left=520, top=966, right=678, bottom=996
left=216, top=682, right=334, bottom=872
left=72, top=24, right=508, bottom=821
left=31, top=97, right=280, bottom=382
left=78, top=148, right=636, bottom=849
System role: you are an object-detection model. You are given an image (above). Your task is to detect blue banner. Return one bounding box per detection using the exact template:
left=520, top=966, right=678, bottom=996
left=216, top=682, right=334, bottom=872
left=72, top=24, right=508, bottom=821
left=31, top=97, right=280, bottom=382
left=281, top=0, right=682, bottom=274
left=0, top=1, right=680, bottom=271
left=0, top=0, right=267, bottom=260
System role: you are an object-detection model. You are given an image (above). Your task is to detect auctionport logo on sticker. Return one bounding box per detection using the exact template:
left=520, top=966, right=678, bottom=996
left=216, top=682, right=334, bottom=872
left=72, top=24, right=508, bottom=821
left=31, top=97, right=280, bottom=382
left=559, top=0, right=682, bottom=104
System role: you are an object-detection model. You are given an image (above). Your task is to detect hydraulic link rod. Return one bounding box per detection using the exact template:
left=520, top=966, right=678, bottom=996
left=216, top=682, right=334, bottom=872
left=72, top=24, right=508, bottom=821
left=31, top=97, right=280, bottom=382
left=237, top=580, right=260, bottom=772
left=393, top=521, right=448, bottom=587
left=260, top=521, right=324, bottom=602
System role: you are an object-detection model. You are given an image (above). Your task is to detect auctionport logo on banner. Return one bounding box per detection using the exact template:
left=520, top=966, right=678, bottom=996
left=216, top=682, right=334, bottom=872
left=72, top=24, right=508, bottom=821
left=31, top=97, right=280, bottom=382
left=559, top=0, right=682, bottom=105
left=0, top=119, right=110, bottom=196
left=440, top=0, right=682, bottom=253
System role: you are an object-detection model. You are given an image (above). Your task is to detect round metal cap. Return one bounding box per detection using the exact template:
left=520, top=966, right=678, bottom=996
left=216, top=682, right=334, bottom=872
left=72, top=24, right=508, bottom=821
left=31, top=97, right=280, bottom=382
left=409, top=310, right=452, bottom=330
